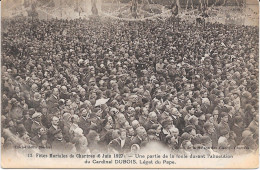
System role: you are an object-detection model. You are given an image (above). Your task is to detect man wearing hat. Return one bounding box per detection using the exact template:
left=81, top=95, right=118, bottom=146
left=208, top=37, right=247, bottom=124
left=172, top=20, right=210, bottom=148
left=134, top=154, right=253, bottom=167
left=160, top=119, right=174, bottom=143
left=31, top=112, right=44, bottom=138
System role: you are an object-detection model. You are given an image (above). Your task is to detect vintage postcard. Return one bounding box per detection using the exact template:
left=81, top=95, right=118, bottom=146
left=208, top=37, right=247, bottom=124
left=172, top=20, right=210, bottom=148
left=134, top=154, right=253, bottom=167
left=1, top=0, right=259, bottom=168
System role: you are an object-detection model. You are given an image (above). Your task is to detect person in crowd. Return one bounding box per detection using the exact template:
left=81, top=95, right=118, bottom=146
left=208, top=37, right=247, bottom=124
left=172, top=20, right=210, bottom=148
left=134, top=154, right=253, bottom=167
left=131, top=126, right=148, bottom=147
left=47, top=116, right=62, bottom=145
left=231, top=116, right=244, bottom=144
left=1, top=13, right=258, bottom=155
left=108, top=129, right=131, bottom=153
left=78, top=108, right=91, bottom=136
left=31, top=112, right=44, bottom=138
left=203, top=122, right=218, bottom=149
left=51, top=130, right=75, bottom=154
left=32, top=127, right=47, bottom=146
left=87, top=130, right=101, bottom=154
left=72, top=127, right=90, bottom=154
left=217, top=112, right=230, bottom=136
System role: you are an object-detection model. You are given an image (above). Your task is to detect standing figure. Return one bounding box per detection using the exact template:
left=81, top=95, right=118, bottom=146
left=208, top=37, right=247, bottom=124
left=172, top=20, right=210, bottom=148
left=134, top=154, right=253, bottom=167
left=131, top=0, right=138, bottom=18
left=91, top=0, right=98, bottom=15
left=171, top=3, right=179, bottom=17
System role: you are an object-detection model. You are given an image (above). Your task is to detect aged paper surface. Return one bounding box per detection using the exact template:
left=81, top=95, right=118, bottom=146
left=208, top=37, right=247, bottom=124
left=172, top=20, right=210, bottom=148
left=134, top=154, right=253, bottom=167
left=1, top=0, right=259, bottom=168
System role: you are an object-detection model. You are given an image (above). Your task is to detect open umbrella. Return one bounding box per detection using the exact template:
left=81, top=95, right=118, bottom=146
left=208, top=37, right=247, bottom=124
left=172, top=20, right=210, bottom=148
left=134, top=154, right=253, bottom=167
left=95, top=98, right=110, bottom=107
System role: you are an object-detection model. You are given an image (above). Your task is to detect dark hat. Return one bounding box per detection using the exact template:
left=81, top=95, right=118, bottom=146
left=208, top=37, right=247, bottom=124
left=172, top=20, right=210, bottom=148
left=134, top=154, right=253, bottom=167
left=242, top=91, right=251, bottom=98
left=28, top=108, right=36, bottom=116
left=89, top=77, right=96, bottom=83
left=219, top=129, right=229, bottom=136
left=147, top=129, right=157, bottom=135
left=161, top=120, right=172, bottom=128
left=101, top=118, right=109, bottom=127
left=23, top=109, right=30, bottom=115
left=50, top=107, right=59, bottom=114
left=192, top=135, right=202, bottom=145
left=151, top=124, right=161, bottom=130
left=204, top=122, right=213, bottom=131
left=89, top=113, right=97, bottom=119
left=201, top=136, right=212, bottom=145
left=181, top=132, right=192, bottom=141
left=234, top=116, right=243, bottom=124
left=17, top=125, right=27, bottom=135
left=184, top=125, right=196, bottom=133
left=100, top=104, right=108, bottom=110
left=220, top=112, right=228, bottom=118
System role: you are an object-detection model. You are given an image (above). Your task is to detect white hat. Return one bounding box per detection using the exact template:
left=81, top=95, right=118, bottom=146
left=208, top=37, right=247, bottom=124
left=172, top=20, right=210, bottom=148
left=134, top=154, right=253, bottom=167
left=32, top=112, right=42, bottom=119
left=78, top=59, right=84, bottom=65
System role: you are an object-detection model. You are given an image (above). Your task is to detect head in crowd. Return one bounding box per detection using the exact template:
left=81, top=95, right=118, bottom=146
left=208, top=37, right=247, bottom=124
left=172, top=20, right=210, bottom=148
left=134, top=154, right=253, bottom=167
left=1, top=12, right=258, bottom=155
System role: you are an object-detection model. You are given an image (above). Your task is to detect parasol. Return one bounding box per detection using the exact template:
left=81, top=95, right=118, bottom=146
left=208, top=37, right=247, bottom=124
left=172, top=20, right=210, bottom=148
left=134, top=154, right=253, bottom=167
left=95, top=98, right=110, bottom=107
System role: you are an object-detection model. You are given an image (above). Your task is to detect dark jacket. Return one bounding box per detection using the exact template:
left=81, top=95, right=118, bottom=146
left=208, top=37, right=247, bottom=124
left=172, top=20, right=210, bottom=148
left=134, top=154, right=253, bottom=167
left=108, top=137, right=131, bottom=153
left=47, top=125, right=62, bottom=145
left=78, top=116, right=91, bottom=136
left=131, top=135, right=148, bottom=148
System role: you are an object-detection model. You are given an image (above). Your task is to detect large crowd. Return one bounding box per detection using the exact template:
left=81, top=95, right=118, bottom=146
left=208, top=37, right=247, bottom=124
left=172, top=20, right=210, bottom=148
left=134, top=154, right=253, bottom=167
left=1, top=14, right=258, bottom=155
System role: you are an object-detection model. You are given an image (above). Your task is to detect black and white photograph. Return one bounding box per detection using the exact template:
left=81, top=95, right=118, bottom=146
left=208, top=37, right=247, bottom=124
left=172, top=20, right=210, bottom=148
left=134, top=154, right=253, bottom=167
left=1, top=0, right=259, bottom=168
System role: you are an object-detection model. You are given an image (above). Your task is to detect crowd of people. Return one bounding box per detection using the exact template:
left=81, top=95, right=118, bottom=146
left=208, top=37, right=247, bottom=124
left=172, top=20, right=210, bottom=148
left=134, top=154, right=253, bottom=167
left=1, top=13, right=258, bottom=155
